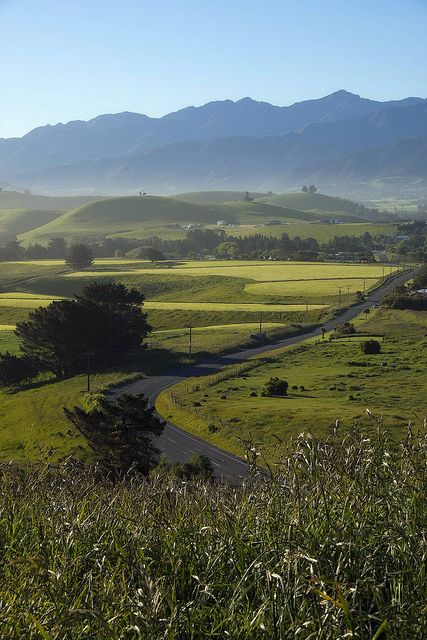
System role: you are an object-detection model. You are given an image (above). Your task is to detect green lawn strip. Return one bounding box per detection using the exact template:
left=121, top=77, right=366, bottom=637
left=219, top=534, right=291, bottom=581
left=156, top=308, right=427, bottom=460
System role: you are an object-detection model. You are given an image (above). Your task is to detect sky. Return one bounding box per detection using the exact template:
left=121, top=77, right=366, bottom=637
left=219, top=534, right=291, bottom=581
left=1, top=0, right=426, bottom=138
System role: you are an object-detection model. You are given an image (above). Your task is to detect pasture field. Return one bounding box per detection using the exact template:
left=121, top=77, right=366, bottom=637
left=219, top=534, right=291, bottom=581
left=0, top=259, right=400, bottom=328
left=0, top=320, right=301, bottom=462
left=65, top=260, right=397, bottom=281
left=244, top=277, right=378, bottom=300
left=157, top=308, right=427, bottom=458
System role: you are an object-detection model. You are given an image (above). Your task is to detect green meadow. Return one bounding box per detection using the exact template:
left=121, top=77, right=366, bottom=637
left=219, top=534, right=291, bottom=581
left=157, top=308, right=427, bottom=458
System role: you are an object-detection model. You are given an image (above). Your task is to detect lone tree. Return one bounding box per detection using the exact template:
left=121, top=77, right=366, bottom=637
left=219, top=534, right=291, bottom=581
left=142, top=247, right=166, bottom=262
left=301, top=185, right=308, bottom=192
left=65, top=244, right=94, bottom=270
left=261, top=377, right=289, bottom=397
left=15, top=282, right=150, bottom=376
left=64, top=393, right=164, bottom=477
left=361, top=339, right=381, bottom=354
left=308, top=185, right=318, bottom=193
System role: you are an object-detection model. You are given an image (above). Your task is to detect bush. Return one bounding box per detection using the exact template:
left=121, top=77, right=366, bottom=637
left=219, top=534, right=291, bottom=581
left=361, top=339, right=381, bottom=354
left=261, top=377, right=288, bottom=397
left=171, top=454, right=214, bottom=480
left=334, top=322, right=356, bottom=337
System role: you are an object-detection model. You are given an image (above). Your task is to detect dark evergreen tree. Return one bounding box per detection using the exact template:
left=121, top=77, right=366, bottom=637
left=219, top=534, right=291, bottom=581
left=15, top=283, right=150, bottom=376
left=64, top=393, right=164, bottom=476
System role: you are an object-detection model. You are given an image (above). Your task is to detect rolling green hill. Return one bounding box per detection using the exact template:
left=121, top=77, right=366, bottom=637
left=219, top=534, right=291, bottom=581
left=173, top=190, right=268, bottom=203
left=20, top=195, right=316, bottom=242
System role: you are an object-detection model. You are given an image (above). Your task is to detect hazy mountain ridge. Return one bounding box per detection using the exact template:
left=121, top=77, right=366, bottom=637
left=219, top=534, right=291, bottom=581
left=1, top=91, right=426, bottom=196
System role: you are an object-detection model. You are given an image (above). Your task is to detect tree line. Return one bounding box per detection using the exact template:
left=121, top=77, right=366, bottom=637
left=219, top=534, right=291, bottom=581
left=2, top=222, right=425, bottom=264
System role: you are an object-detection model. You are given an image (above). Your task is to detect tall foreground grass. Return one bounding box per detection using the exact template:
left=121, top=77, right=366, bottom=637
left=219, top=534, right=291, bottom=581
left=0, top=424, right=425, bottom=639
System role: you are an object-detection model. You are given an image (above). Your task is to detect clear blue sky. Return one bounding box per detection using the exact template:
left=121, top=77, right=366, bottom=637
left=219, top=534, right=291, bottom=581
left=1, top=0, right=426, bottom=137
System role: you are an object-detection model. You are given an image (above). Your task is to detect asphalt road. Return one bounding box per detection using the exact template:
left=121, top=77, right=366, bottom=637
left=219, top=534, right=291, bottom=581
left=113, top=269, right=413, bottom=481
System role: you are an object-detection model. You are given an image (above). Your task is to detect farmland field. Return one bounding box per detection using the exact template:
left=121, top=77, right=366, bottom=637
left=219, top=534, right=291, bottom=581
left=245, top=277, right=378, bottom=299
left=0, top=260, right=401, bottom=327
left=65, top=260, right=397, bottom=281
left=157, top=308, right=427, bottom=458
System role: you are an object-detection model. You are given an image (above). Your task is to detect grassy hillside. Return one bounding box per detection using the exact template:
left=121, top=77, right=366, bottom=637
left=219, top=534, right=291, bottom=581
left=173, top=190, right=269, bottom=203
left=20, top=195, right=316, bottom=242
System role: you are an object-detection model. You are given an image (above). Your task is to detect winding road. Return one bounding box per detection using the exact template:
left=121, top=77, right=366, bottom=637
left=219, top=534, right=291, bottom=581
left=113, top=270, right=413, bottom=480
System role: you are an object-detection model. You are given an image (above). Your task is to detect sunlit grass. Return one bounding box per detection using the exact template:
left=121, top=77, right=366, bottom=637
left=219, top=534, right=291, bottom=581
left=0, top=426, right=424, bottom=637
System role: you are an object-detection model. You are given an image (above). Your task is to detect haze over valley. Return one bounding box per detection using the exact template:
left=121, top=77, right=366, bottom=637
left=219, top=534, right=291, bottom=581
left=2, top=90, right=427, bottom=199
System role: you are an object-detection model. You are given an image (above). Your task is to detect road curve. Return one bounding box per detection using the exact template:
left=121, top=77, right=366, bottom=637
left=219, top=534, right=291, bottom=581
left=111, top=270, right=413, bottom=481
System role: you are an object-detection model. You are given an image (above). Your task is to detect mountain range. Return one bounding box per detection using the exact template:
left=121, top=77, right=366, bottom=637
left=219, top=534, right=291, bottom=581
left=1, top=90, right=426, bottom=197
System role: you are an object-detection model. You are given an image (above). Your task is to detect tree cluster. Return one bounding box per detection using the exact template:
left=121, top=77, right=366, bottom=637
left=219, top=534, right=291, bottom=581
left=382, top=284, right=427, bottom=311
left=0, top=237, right=68, bottom=261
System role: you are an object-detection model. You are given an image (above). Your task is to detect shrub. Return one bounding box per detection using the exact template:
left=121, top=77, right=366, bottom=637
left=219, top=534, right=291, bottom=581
left=261, top=377, right=288, bottom=397
left=171, top=454, right=214, bottom=480
left=361, top=339, right=381, bottom=354
left=334, top=321, right=356, bottom=337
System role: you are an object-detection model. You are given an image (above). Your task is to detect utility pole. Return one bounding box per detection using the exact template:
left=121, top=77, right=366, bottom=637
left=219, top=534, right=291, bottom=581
left=363, top=278, right=366, bottom=292
left=382, top=265, right=385, bottom=280
left=259, top=311, right=263, bottom=334
left=305, top=302, right=308, bottom=325
left=188, top=326, right=192, bottom=359
left=338, top=286, right=342, bottom=308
